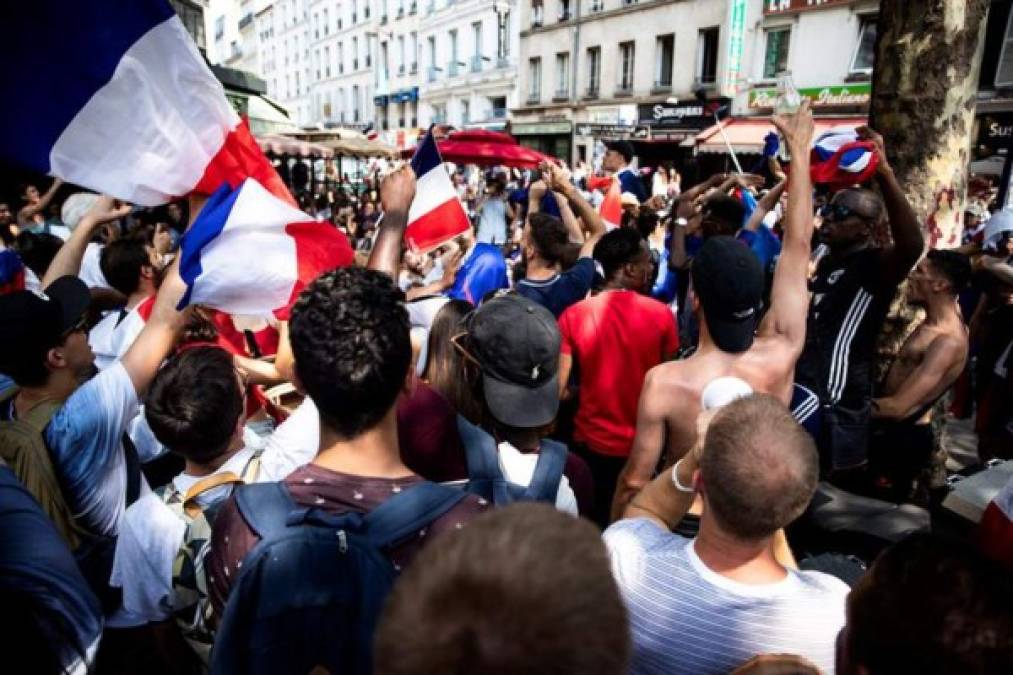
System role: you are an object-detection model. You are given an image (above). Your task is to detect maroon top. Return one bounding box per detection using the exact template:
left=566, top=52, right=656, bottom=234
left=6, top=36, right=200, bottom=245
left=205, top=464, right=488, bottom=620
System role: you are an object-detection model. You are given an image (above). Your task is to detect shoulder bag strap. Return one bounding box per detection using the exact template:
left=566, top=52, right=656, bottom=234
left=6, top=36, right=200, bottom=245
left=524, top=439, right=568, bottom=502
left=364, top=481, right=466, bottom=549
left=181, top=471, right=244, bottom=519
left=235, top=481, right=296, bottom=541
left=456, top=414, right=504, bottom=484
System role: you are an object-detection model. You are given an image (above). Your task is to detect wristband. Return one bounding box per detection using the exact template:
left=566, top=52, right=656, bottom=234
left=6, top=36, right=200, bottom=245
left=671, top=458, right=696, bottom=493
left=675, top=217, right=689, bottom=228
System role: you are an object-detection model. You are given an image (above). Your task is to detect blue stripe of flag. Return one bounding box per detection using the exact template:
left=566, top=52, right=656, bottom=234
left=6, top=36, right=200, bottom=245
left=410, top=126, right=442, bottom=177
left=177, top=180, right=244, bottom=309
left=0, top=0, right=176, bottom=174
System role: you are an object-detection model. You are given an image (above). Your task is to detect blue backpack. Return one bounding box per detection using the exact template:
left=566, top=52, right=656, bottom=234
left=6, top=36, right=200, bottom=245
left=456, top=415, right=567, bottom=506
left=209, top=480, right=465, bottom=675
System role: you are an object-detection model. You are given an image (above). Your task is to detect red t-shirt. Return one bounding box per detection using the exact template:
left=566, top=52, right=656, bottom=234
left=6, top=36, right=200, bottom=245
left=559, top=289, right=678, bottom=457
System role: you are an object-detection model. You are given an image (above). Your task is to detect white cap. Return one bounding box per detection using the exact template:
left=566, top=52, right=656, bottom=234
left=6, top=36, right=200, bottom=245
left=983, top=210, right=1013, bottom=249
left=60, top=192, right=100, bottom=231
left=700, top=376, right=754, bottom=411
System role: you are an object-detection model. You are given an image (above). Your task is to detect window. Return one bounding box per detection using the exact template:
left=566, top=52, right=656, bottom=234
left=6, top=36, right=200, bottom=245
left=315, top=49, right=321, bottom=79
left=314, top=12, right=319, bottom=38
left=398, top=35, right=406, bottom=73
left=763, top=28, right=791, bottom=79
left=461, top=100, right=470, bottom=125
left=555, top=52, right=570, bottom=98
left=472, top=21, right=483, bottom=71
left=215, top=15, right=225, bottom=41
left=559, top=0, right=571, bottom=22
left=428, top=35, right=437, bottom=67
left=528, top=57, right=542, bottom=102
left=497, top=9, right=510, bottom=59
left=449, top=29, right=459, bottom=75
left=589, top=0, right=603, bottom=11
left=587, top=45, right=601, bottom=96
left=618, top=41, right=635, bottom=92
left=697, top=27, right=719, bottom=84
left=850, top=15, right=877, bottom=74
left=655, top=34, right=674, bottom=88
left=531, top=0, right=543, bottom=28
left=352, top=36, right=359, bottom=69
left=323, top=8, right=329, bottom=34
left=410, top=31, right=418, bottom=70
left=338, top=41, right=344, bottom=72
left=352, top=85, right=360, bottom=122
left=998, top=10, right=1013, bottom=87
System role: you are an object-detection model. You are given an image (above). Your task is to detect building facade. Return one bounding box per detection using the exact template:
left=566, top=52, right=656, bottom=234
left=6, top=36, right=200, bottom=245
left=417, top=0, right=520, bottom=133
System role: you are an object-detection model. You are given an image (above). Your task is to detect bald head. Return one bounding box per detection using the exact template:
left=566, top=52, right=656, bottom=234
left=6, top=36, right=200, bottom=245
left=835, top=188, right=884, bottom=223
left=699, top=394, right=819, bottom=541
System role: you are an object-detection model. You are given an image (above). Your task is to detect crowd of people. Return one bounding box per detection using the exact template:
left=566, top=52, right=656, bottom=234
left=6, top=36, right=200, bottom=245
left=1, top=101, right=1012, bottom=675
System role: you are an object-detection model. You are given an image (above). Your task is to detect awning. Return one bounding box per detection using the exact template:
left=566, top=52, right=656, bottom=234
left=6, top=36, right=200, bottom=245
left=695, top=116, right=869, bottom=154
left=256, top=134, right=334, bottom=158
left=247, top=95, right=300, bottom=135
left=320, top=136, right=397, bottom=158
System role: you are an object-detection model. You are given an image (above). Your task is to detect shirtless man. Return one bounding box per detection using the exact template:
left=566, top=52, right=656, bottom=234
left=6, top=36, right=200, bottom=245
left=868, top=249, right=971, bottom=502
left=611, top=102, right=816, bottom=520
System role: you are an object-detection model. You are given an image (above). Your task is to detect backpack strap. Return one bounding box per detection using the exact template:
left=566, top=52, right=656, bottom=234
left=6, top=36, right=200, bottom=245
left=457, top=415, right=504, bottom=484
left=181, top=472, right=244, bottom=519
left=122, top=431, right=143, bottom=506
left=363, top=482, right=466, bottom=550
left=523, top=438, right=568, bottom=502
left=235, top=482, right=297, bottom=542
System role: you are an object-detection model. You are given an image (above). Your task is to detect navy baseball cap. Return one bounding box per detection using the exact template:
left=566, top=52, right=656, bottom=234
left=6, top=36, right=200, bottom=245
left=0, top=276, right=91, bottom=372
left=691, top=237, right=763, bottom=353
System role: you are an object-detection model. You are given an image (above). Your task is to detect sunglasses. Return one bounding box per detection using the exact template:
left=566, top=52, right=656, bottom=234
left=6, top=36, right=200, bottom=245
left=820, top=203, right=864, bottom=223
left=450, top=332, right=483, bottom=370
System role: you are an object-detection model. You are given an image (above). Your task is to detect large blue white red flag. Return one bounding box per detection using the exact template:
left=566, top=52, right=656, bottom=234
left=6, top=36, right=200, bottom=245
left=178, top=179, right=353, bottom=319
left=406, top=129, right=471, bottom=253
left=0, top=0, right=291, bottom=206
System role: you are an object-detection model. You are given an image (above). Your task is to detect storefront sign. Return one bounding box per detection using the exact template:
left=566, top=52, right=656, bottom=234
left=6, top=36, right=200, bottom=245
left=511, top=121, right=573, bottom=136
left=575, top=123, right=634, bottom=138
left=764, top=0, right=852, bottom=15
left=373, top=94, right=389, bottom=106
left=747, top=83, right=872, bottom=110
left=724, top=0, right=748, bottom=96
left=637, top=99, right=730, bottom=129
left=391, top=87, right=419, bottom=103
left=976, top=113, right=1013, bottom=157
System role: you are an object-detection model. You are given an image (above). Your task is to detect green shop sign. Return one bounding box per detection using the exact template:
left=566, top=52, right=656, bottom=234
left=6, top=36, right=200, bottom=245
left=748, top=83, right=871, bottom=110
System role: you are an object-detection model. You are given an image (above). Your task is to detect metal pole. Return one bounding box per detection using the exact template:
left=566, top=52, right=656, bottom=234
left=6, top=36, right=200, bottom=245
left=713, top=112, right=743, bottom=175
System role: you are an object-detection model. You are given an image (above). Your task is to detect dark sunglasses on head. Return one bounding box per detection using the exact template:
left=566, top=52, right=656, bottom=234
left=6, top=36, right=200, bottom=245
left=820, top=202, right=863, bottom=223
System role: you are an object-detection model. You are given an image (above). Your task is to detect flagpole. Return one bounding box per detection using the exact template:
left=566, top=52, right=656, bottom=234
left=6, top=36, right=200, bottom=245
left=713, top=113, right=744, bottom=175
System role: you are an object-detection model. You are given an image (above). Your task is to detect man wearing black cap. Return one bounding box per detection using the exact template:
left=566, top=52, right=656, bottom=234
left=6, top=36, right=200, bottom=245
left=460, top=292, right=593, bottom=516
left=0, top=235, right=189, bottom=545
left=603, top=140, right=648, bottom=204
left=612, top=102, right=817, bottom=520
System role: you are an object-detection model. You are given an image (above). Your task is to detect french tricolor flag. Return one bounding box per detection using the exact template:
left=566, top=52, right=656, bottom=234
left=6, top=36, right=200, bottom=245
left=810, top=128, right=879, bottom=191
left=406, top=129, right=471, bottom=253
left=178, top=179, right=353, bottom=319
left=587, top=176, right=622, bottom=230
left=0, top=0, right=291, bottom=206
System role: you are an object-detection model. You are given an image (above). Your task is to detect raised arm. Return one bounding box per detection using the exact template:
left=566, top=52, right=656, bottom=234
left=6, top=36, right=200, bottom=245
left=743, top=178, right=786, bottom=232
left=667, top=197, right=699, bottom=271
left=542, top=162, right=606, bottom=257
left=119, top=256, right=187, bottom=395
left=553, top=192, right=585, bottom=244
left=18, top=179, right=62, bottom=225
left=872, top=335, right=966, bottom=420
left=757, top=100, right=815, bottom=350
left=368, top=165, right=417, bottom=280
left=41, top=196, right=131, bottom=287
left=858, top=126, right=925, bottom=287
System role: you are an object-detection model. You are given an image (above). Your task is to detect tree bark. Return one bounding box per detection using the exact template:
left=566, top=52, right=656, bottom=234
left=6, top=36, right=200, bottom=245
left=870, top=0, right=989, bottom=249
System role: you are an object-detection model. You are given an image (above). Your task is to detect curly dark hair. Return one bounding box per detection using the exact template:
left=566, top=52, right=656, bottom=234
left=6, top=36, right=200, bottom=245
left=593, top=227, right=644, bottom=281
left=527, top=212, right=570, bottom=265
left=289, top=267, right=411, bottom=438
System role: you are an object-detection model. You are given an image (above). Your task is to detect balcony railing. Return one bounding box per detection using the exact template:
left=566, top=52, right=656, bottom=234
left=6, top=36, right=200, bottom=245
left=615, top=84, right=634, bottom=97
left=552, top=89, right=569, bottom=101
left=448, top=61, right=460, bottom=77
left=409, top=1, right=417, bottom=15
left=239, top=12, right=254, bottom=29
left=490, top=107, right=507, bottom=119
left=526, top=92, right=540, bottom=105
left=651, top=79, right=673, bottom=93
left=470, top=55, right=483, bottom=73
left=584, top=86, right=600, bottom=99
left=410, top=62, right=418, bottom=74
left=432, top=113, right=447, bottom=124
left=496, top=56, right=510, bottom=69
left=427, top=66, right=439, bottom=82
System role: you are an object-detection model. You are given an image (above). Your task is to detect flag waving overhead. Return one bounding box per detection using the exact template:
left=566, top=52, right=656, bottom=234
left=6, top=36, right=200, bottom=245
left=810, top=128, right=879, bottom=191
left=0, top=1, right=291, bottom=206
left=406, top=129, right=472, bottom=254
left=178, top=179, right=353, bottom=319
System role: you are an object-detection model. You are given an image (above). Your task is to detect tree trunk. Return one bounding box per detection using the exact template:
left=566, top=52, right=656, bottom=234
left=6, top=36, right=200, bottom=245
left=870, top=2, right=989, bottom=488
left=870, top=0, right=989, bottom=248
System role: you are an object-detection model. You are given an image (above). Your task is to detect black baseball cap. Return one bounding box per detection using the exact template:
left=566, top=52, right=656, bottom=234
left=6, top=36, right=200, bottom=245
left=691, top=237, right=763, bottom=354
left=604, top=140, right=635, bottom=163
left=464, top=292, right=561, bottom=428
left=0, top=276, right=91, bottom=361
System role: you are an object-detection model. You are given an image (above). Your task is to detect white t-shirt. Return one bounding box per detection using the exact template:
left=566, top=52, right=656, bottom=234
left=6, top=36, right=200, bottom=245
left=79, top=243, right=111, bottom=290
left=604, top=518, right=849, bottom=675
left=108, top=425, right=316, bottom=627
left=0, top=362, right=151, bottom=537
left=496, top=441, right=577, bottom=515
